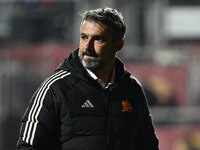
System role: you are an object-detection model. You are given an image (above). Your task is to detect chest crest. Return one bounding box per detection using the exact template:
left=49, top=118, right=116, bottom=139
left=122, top=99, right=133, bottom=112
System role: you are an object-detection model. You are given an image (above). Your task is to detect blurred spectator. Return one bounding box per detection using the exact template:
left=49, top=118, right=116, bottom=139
left=143, top=75, right=177, bottom=107
left=172, top=129, right=200, bottom=150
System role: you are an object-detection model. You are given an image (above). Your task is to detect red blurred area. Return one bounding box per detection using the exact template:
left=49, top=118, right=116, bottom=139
left=0, top=44, right=188, bottom=107
left=126, top=63, right=188, bottom=106
left=156, top=125, right=200, bottom=150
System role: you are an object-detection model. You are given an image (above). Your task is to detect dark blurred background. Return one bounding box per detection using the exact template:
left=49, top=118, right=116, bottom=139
left=0, top=0, right=200, bottom=150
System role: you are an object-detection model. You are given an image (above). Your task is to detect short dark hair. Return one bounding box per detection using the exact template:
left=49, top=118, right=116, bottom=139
left=80, top=7, right=126, bottom=41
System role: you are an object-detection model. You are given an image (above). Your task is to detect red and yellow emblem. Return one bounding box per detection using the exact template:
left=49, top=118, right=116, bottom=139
left=122, top=99, right=132, bottom=112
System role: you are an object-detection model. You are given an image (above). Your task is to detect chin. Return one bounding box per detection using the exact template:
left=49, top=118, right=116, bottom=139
left=82, top=59, right=104, bottom=70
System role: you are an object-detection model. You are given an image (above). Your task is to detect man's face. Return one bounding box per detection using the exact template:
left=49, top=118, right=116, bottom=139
left=79, top=20, right=118, bottom=71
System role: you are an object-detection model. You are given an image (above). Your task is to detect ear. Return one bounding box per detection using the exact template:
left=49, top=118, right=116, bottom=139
left=115, top=39, right=124, bottom=52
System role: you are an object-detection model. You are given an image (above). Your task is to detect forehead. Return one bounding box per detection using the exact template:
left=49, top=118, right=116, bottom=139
left=80, top=20, right=111, bottom=36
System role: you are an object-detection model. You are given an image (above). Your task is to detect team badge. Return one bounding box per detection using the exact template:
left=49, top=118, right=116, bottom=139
left=122, top=99, right=132, bottom=112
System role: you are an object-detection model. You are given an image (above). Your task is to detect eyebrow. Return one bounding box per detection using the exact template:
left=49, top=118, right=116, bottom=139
left=80, top=32, right=104, bottom=39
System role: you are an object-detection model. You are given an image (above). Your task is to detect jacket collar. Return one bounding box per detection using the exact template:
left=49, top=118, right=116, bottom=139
left=86, top=66, right=115, bottom=89
left=56, top=48, right=129, bottom=83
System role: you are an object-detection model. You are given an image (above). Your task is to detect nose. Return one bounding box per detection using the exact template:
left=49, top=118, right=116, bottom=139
left=84, top=38, right=94, bottom=50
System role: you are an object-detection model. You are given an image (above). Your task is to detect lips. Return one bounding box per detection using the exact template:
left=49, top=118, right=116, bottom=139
left=82, top=50, right=98, bottom=58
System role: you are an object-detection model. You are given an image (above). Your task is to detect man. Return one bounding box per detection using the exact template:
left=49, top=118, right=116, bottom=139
left=17, top=8, right=159, bottom=150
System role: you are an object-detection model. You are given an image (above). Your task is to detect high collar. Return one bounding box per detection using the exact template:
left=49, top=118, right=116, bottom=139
left=56, top=48, right=130, bottom=83
left=86, top=66, right=115, bottom=89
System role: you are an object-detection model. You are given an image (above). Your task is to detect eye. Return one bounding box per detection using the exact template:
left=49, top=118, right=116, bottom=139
left=94, top=36, right=103, bottom=43
left=80, top=34, right=87, bottom=41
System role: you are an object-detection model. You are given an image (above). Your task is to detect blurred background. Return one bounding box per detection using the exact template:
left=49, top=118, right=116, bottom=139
left=0, top=0, right=200, bottom=150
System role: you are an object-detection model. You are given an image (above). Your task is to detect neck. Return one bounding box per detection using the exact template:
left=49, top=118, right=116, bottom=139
left=91, top=64, right=114, bottom=85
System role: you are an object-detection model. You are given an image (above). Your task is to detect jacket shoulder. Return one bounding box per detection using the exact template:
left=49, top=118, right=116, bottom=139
left=45, top=70, right=71, bottom=88
left=128, top=75, right=147, bottom=105
left=48, top=70, right=78, bottom=96
left=129, top=75, right=143, bottom=88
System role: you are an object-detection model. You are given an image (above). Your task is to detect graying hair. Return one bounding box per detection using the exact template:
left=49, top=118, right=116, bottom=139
left=80, top=7, right=126, bottom=41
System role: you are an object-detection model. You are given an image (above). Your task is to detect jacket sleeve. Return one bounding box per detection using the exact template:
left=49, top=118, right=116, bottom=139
left=16, top=83, right=61, bottom=150
left=135, top=85, right=159, bottom=150
left=135, top=106, right=159, bottom=149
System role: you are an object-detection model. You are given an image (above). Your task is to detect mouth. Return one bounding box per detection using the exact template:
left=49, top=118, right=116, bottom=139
left=82, top=50, right=98, bottom=58
left=82, top=51, right=98, bottom=60
left=83, top=55, right=99, bottom=62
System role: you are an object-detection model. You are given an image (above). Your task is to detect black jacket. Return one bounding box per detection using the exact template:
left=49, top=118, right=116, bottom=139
left=17, top=48, right=159, bottom=150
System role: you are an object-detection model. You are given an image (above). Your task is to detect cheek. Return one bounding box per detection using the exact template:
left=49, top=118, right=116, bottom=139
left=101, top=44, right=115, bottom=55
left=79, top=41, right=83, bottom=49
left=79, top=42, right=85, bottom=53
left=94, top=46, right=107, bottom=57
left=101, top=49, right=115, bottom=61
left=78, top=47, right=83, bottom=57
left=93, top=42, right=116, bottom=58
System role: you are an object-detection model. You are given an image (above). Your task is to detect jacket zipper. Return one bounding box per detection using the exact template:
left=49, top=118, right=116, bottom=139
left=103, top=90, right=112, bottom=148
